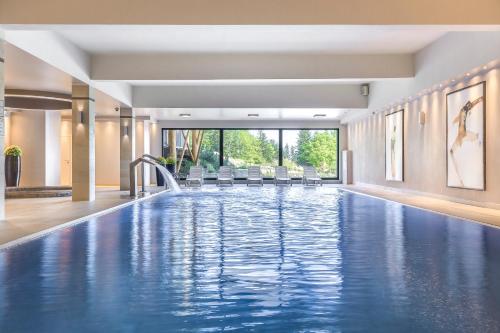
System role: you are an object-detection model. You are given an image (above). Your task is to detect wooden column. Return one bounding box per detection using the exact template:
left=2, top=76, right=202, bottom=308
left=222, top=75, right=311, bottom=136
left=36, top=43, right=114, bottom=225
left=191, top=130, right=199, bottom=165
left=168, top=129, right=176, bottom=159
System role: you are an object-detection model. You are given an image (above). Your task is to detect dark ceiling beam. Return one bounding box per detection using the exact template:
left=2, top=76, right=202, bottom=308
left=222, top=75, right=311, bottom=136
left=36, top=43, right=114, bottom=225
left=5, top=89, right=72, bottom=110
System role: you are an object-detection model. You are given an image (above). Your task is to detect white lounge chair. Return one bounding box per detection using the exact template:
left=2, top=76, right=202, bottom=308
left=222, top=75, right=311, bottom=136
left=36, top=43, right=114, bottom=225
left=185, top=166, right=203, bottom=187
left=303, top=166, right=322, bottom=186
left=274, top=166, right=292, bottom=186
left=247, top=166, right=263, bottom=186
left=217, top=166, right=234, bottom=186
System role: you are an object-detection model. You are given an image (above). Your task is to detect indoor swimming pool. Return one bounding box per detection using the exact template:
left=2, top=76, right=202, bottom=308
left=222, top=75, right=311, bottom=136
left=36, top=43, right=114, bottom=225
left=0, top=187, right=499, bottom=332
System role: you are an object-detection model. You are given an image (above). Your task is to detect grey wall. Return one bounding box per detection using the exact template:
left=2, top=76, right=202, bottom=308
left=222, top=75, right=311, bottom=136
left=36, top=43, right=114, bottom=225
left=370, top=32, right=500, bottom=111
left=348, top=68, right=500, bottom=207
left=344, top=32, right=500, bottom=124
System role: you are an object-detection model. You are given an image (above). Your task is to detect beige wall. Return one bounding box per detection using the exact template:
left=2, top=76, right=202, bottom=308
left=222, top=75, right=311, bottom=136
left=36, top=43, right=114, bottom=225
left=8, top=110, right=46, bottom=186
left=5, top=113, right=151, bottom=188
left=348, top=67, right=500, bottom=206
left=6, top=110, right=62, bottom=187
left=94, top=118, right=150, bottom=186
left=95, top=119, right=120, bottom=186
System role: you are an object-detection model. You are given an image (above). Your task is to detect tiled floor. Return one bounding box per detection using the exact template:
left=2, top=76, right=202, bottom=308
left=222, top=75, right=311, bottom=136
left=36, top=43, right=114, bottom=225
left=344, top=185, right=500, bottom=228
left=0, top=186, right=165, bottom=246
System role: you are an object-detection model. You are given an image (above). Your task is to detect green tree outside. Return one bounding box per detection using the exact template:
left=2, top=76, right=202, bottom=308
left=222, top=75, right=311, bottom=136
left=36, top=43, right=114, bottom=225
left=177, top=129, right=337, bottom=178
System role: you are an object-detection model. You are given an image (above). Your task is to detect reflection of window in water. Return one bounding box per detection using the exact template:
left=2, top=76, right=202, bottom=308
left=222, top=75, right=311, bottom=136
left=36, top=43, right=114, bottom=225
left=391, top=124, right=397, bottom=178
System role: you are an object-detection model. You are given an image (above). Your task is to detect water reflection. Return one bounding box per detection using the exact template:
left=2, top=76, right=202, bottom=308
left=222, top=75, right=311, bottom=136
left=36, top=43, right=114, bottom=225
left=0, top=188, right=499, bottom=332
left=384, top=201, right=406, bottom=298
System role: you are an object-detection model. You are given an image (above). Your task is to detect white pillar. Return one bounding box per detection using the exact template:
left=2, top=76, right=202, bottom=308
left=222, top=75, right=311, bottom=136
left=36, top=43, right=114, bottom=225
left=120, top=107, right=135, bottom=191
left=44, top=110, right=61, bottom=186
left=0, top=33, right=5, bottom=219
left=143, top=119, right=151, bottom=186
left=72, top=84, right=95, bottom=201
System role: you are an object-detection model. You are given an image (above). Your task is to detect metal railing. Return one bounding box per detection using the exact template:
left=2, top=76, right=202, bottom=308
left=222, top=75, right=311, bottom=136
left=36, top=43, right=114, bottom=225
left=129, top=155, right=170, bottom=197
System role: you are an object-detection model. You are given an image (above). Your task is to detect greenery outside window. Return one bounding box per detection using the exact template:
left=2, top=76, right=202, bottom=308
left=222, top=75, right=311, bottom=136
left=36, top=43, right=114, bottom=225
left=223, top=130, right=279, bottom=178
left=161, top=128, right=339, bottom=180
left=282, top=130, right=338, bottom=178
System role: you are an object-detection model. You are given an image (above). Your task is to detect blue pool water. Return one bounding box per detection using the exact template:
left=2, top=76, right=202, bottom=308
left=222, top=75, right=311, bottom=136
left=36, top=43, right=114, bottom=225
left=1, top=187, right=500, bottom=332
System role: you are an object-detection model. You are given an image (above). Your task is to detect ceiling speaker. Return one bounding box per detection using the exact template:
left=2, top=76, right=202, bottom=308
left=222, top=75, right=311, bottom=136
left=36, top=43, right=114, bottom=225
left=360, top=84, right=370, bottom=96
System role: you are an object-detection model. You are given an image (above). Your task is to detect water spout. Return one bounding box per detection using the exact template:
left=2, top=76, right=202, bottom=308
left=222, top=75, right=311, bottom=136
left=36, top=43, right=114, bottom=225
left=129, top=155, right=182, bottom=196
left=163, top=170, right=181, bottom=193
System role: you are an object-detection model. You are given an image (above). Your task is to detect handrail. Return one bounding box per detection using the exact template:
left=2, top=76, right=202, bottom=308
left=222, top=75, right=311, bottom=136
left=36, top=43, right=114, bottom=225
left=129, top=156, right=171, bottom=197
left=142, top=154, right=162, bottom=164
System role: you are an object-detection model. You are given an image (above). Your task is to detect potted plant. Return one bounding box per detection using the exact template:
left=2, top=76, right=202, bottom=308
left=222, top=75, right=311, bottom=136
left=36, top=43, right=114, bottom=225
left=4, top=145, right=22, bottom=187
left=156, top=156, right=168, bottom=186
left=165, top=157, right=176, bottom=174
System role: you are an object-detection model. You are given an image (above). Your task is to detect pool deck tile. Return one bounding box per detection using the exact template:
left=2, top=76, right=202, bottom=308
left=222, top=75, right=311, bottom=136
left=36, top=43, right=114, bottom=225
left=344, top=185, right=500, bottom=228
left=0, top=186, right=164, bottom=246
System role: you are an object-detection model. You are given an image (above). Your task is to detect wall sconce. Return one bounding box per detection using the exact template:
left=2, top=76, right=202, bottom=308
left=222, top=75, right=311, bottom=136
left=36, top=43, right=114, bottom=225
left=125, top=125, right=129, bottom=136
left=419, top=111, right=426, bottom=126
left=79, top=111, right=84, bottom=124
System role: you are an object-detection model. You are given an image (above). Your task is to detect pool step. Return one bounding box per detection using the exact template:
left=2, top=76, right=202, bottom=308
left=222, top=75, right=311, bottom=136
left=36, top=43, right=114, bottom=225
left=6, top=186, right=72, bottom=199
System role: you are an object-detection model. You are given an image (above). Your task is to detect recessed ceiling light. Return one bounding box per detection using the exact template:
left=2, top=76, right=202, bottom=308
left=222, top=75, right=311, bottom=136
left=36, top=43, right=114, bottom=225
left=466, top=72, right=471, bottom=76
left=248, top=113, right=259, bottom=118
left=179, top=113, right=191, bottom=118
left=313, top=114, right=326, bottom=118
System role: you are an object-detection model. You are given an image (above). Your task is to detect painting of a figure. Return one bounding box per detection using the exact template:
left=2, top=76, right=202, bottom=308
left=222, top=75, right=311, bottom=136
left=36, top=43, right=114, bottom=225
left=385, top=110, right=404, bottom=181
left=447, top=82, right=485, bottom=190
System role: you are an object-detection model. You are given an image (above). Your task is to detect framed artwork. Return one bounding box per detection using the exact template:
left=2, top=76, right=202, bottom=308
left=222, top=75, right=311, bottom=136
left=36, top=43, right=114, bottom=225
left=385, top=109, right=404, bottom=181
left=446, top=81, right=486, bottom=190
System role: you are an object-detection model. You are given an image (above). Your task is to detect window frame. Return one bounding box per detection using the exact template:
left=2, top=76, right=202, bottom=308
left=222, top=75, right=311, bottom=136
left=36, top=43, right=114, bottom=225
left=161, top=128, right=340, bottom=181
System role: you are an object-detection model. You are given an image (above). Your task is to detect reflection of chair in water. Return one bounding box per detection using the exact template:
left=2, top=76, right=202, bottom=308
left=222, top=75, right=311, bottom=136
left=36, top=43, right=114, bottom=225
left=303, top=166, right=322, bottom=186
left=217, top=166, right=234, bottom=186
left=274, top=166, right=292, bottom=186
left=247, top=166, right=263, bottom=186
left=186, top=166, right=203, bottom=187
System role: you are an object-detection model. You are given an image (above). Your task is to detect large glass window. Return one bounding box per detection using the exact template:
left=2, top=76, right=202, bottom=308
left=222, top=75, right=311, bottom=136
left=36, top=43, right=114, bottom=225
left=282, top=130, right=338, bottom=178
left=162, top=128, right=338, bottom=179
left=223, top=130, right=279, bottom=178
left=162, top=129, right=220, bottom=178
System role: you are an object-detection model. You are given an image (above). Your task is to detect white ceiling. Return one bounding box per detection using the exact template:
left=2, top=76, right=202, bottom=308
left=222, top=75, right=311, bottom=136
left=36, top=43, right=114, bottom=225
left=5, top=43, right=73, bottom=94
left=135, top=108, right=347, bottom=121
left=4, top=43, right=122, bottom=115
left=56, top=25, right=447, bottom=54
left=2, top=25, right=466, bottom=121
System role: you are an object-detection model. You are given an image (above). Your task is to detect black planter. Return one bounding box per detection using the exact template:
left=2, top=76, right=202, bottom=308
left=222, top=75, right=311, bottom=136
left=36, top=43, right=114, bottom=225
left=156, top=165, right=166, bottom=187
left=5, top=155, right=21, bottom=187
left=166, top=164, right=175, bottom=174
